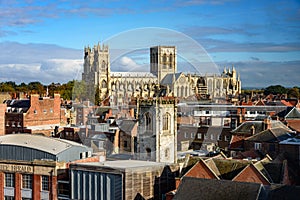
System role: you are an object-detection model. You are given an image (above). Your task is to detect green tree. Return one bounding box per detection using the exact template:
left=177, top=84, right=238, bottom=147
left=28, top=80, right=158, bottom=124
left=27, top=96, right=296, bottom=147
left=16, top=82, right=28, bottom=92
left=72, top=80, right=87, bottom=101
left=0, top=82, right=15, bottom=92
left=59, top=81, right=74, bottom=100
left=264, top=85, right=287, bottom=95
left=287, top=87, right=300, bottom=98
left=28, top=81, right=45, bottom=95
left=94, top=84, right=101, bottom=106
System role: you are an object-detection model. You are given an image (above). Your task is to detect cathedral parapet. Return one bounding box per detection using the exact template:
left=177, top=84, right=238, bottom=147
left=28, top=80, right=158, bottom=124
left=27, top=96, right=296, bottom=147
left=138, top=97, right=177, bottom=106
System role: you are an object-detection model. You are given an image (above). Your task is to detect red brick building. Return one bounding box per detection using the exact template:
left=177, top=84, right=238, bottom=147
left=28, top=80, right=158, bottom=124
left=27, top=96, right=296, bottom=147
left=0, top=160, right=63, bottom=200
left=0, top=104, right=6, bottom=135
left=5, top=94, right=62, bottom=136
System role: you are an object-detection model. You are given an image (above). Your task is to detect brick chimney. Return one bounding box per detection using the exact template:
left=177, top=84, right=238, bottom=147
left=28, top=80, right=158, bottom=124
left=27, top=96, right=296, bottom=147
left=263, top=118, right=271, bottom=130
left=250, top=125, right=255, bottom=135
left=129, top=108, right=135, bottom=118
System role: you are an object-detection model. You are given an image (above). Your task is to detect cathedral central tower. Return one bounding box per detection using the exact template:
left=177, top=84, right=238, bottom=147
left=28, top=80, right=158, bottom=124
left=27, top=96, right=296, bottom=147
left=150, top=46, right=177, bottom=83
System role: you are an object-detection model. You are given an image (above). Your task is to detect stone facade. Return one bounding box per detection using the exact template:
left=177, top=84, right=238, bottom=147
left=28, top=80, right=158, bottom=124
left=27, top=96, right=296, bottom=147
left=137, top=98, right=177, bottom=163
left=82, top=44, right=242, bottom=106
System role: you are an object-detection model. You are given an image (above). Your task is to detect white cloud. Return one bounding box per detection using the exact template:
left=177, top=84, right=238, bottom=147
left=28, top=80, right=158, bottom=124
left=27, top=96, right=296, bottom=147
left=112, top=56, right=147, bottom=72
left=0, top=59, right=83, bottom=84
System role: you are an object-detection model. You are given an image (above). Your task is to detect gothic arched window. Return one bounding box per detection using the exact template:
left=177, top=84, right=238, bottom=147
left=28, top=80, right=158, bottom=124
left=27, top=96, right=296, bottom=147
left=101, top=60, right=106, bottom=70
left=163, top=53, right=167, bottom=63
left=144, top=112, right=152, bottom=131
left=169, top=53, right=173, bottom=69
left=163, top=113, right=171, bottom=131
left=101, top=80, right=107, bottom=88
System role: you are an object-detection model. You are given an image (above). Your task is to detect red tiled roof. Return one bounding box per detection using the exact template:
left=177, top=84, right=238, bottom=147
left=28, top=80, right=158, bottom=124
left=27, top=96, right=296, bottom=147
left=286, top=120, right=300, bottom=132
left=255, top=100, right=265, bottom=106
left=236, top=149, right=261, bottom=159
left=242, top=102, right=253, bottom=106
left=229, top=135, right=245, bottom=149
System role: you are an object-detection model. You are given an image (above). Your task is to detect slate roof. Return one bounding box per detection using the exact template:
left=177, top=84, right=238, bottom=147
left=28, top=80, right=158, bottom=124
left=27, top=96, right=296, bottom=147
left=211, top=159, right=250, bottom=180
left=5, top=99, right=30, bottom=112
left=276, top=106, right=299, bottom=119
left=267, top=185, right=300, bottom=200
left=160, top=72, right=182, bottom=85
left=173, top=177, right=265, bottom=200
left=232, top=121, right=265, bottom=135
left=118, top=119, right=137, bottom=134
left=245, top=128, right=293, bottom=142
left=232, top=120, right=291, bottom=136
left=260, top=162, right=283, bottom=184
left=285, top=107, right=300, bottom=119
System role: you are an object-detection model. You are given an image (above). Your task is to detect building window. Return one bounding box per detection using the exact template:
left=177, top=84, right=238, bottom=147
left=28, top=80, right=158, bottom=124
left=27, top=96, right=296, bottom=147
left=218, top=135, right=222, bottom=141
left=165, top=148, right=169, bottom=158
left=163, top=113, right=170, bottom=131
left=50, top=108, right=53, bottom=113
left=124, top=140, right=128, bottom=148
left=34, top=110, right=37, bottom=114
left=184, top=132, right=188, bottom=138
left=225, top=136, right=230, bottom=141
left=146, top=148, right=151, bottom=158
left=22, top=174, right=32, bottom=189
left=197, top=133, right=202, bottom=139
left=5, top=173, right=15, bottom=187
left=4, top=197, right=15, bottom=200
left=41, top=176, right=49, bottom=191
left=204, top=133, right=208, bottom=139
left=43, top=109, right=47, bottom=114
left=144, top=112, right=152, bottom=131
left=191, top=133, right=195, bottom=139
left=254, top=143, right=262, bottom=150
left=210, top=134, right=214, bottom=140
left=163, top=53, right=167, bottom=63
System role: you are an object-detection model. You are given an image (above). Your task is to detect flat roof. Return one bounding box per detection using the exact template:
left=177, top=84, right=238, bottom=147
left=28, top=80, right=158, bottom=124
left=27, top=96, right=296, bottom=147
left=73, top=160, right=165, bottom=170
left=0, top=134, right=87, bottom=155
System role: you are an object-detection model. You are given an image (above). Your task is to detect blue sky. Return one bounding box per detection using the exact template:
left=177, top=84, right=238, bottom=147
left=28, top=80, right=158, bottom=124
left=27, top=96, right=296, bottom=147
left=0, top=0, right=299, bottom=87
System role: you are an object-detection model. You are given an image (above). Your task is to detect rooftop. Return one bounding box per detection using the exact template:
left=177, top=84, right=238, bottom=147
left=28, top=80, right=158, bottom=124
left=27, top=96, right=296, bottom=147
left=111, top=72, right=157, bottom=78
left=72, top=159, right=165, bottom=170
left=0, top=134, right=85, bottom=155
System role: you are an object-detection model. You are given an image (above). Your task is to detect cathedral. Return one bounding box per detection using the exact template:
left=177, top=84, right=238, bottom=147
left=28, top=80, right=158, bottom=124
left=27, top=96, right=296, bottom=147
left=82, top=44, right=241, bottom=106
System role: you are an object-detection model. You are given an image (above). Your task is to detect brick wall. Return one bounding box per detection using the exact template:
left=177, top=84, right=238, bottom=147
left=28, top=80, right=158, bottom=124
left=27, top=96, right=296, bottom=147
left=24, top=94, right=61, bottom=127
left=33, top=174, right=41, bottom=200
left=185, top=161, right=217, bottom=179
left=233, top=165, right=270, bottom=185
left=0, top=172, right=3, bottom=198
left=0, top=104, right=6, bottom=135
left=15, top=173, right=21, bottom=199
